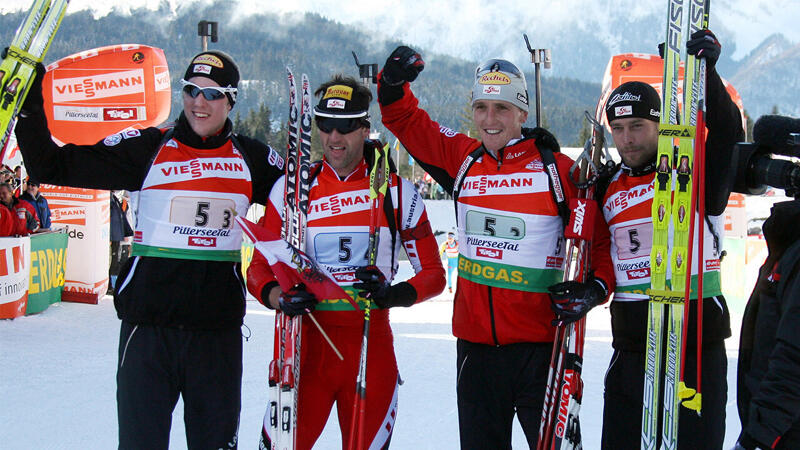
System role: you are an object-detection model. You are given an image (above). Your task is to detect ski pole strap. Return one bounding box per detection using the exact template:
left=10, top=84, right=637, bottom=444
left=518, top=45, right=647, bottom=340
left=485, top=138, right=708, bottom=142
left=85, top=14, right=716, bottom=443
left=451, top=145, right=486, bottom=225
left=538, top=145, right=571, bottom=231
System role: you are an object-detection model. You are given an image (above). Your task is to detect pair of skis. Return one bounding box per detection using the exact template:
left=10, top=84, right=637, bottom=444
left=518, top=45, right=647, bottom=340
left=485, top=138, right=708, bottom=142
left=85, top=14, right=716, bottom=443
left=643, top=0, right=710, bottom=449
left=537, top=110, right=611, bottom=450
left=0, top=0, right=68, bottom=159
left=261, top=68, right=312, bottom=450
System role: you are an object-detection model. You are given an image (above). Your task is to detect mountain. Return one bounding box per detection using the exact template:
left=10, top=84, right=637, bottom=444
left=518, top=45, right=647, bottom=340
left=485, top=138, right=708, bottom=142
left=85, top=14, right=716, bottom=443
left=0, top=4, right=602, bottom=147
left=729, top=34, right=800, bottom=118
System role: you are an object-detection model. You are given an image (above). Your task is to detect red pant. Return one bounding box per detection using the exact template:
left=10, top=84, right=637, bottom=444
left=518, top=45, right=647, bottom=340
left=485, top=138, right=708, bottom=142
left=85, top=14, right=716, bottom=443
left=294, top=314, right=399, bottom=450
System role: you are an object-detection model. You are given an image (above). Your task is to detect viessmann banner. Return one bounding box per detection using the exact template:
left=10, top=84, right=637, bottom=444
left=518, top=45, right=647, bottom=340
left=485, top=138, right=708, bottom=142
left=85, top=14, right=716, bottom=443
left=36, top=44, right=170, bottom=303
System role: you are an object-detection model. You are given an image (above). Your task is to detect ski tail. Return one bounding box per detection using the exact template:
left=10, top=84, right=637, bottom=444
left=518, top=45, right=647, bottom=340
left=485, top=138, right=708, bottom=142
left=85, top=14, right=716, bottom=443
left=1, top=0, right=68, bottom=160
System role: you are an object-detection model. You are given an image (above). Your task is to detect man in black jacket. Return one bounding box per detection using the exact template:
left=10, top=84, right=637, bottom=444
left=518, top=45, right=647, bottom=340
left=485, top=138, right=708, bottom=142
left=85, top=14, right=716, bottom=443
left=599, top=30, right=744, bottom=449
left=15, top=50, right=284, bottom=449
left=736, top=199, right=800, bottom=450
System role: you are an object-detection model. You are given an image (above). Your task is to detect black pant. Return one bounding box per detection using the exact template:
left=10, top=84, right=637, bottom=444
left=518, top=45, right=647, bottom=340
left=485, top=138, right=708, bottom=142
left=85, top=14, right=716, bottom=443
left=601, top=341, right=727, bottom=450
left=456, top=339, right=551, bottom=450
left=116, top=321, right=242, bottom=450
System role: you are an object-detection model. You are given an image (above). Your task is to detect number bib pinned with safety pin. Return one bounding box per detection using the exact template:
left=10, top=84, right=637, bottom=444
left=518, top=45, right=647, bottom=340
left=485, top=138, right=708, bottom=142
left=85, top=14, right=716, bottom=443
left=132, top=137, right=252, bottom=261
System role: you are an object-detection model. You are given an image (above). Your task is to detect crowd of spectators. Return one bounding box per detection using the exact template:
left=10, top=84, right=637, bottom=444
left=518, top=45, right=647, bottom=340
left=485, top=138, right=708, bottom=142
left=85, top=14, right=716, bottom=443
left=414, top=175, right=450, bottom=200
left=0, top=164, right=51, bottom=237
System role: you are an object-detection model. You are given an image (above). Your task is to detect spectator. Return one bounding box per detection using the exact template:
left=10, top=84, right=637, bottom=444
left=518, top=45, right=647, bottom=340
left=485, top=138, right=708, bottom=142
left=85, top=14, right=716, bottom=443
left=20, top=178, right=50, bottom=231
left=0, top=182, right=37, bottom=234
left=108, top=190, right=134, bottom=293
left=12, top=165, right=23, bottom=197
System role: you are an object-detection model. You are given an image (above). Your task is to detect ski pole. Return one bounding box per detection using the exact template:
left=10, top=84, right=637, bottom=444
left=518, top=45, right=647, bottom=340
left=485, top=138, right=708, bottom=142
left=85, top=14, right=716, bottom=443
left=523, top=34, right=551, bottom=128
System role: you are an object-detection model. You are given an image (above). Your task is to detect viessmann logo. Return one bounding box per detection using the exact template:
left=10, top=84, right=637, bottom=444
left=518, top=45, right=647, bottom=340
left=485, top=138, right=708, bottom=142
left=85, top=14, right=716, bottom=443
left=52, top=69, right=145, bottom=102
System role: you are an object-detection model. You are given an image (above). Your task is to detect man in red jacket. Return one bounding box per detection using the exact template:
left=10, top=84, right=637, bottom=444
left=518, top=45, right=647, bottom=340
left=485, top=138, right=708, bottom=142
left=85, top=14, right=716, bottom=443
left=377, top=47, right=614, bottom=448
left=247, top=75, right=444, bottom=449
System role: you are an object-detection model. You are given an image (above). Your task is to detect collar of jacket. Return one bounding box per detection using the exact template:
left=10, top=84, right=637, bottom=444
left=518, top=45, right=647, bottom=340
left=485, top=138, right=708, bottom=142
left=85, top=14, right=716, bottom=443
left=173, top=112, right=234, bottom=149
left=621, top=160, right=658, bottom=177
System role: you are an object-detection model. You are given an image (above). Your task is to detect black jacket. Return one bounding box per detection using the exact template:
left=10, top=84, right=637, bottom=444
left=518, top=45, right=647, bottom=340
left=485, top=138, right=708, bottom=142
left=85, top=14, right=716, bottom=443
left=15, top=112, right=284, bottom=329
left=604, top=66, right=743, bottom=351
left=738, top=226, right=800, bottom=448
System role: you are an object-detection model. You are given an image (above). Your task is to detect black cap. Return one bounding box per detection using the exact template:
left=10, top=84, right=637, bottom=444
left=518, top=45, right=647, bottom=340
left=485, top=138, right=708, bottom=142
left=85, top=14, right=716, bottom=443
left=605, top=81, right=661, bottom=123
left=313, top=83, right=370, bottom=119
left=183, top=50, right=240, bottom=104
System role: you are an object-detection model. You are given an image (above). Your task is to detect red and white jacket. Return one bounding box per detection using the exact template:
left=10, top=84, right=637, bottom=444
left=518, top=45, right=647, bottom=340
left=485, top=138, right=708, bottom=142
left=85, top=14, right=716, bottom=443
left=380, top=82, right=614, bottom=346
left=247, top=156, right=445, bottom=327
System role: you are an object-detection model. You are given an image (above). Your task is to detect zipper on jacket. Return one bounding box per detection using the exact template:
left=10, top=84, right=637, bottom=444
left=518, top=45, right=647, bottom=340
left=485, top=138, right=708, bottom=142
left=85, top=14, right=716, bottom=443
left=488, top=286, right=499, bottom=346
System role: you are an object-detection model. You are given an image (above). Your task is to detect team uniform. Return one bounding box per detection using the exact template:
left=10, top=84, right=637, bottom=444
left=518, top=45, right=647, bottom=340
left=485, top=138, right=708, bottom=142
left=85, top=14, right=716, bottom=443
left=15, top=111, right=284, bottom=448
left=439, top=239, right=459, bottom=291
left=379, top=81, right=614, bottom=448
left=599, top=66, right=743, bottom=449
left=247, top=145, right=444, bottom=450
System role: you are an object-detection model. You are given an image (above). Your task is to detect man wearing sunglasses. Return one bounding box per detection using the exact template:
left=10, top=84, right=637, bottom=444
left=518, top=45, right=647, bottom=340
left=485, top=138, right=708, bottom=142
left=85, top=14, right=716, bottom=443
left=15, top=50, right=285, bottom=449
left=246, top=75, right=444, bottom=449
left=378, top=47, right=614, bottom=448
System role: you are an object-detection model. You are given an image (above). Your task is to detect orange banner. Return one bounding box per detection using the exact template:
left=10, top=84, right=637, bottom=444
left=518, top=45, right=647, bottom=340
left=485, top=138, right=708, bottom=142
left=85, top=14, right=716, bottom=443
left=44, top=44, right=171, bottom=145
left=598, top=53, right=745, bottom=132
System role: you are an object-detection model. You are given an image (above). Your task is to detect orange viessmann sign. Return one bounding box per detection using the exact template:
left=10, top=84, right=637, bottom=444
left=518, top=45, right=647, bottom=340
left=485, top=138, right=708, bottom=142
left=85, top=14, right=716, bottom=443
left=43, top=44, right=171, bottom=146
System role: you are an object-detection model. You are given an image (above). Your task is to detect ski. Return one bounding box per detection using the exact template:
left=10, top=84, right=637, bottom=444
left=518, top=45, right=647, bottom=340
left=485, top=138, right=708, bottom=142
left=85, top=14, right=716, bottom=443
left=0, top=0, right=68, bottom=160
left=537, top=109, right=611, bottom=450
left=643, top=0, right=710, bottom=448
left=676, top=0, right=711, bottom=419
left=262, top=68, right=312, bottom=450
left=349, top=142, right=391, bottom=450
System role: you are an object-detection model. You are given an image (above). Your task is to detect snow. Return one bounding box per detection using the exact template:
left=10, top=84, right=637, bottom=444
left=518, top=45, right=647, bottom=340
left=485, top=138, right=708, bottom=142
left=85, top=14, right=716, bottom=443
left=0, top=196, right=789, bottom=449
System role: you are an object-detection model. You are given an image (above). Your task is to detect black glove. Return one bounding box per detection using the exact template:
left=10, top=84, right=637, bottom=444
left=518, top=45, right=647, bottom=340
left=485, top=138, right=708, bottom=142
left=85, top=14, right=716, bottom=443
left=276, top=284, right=317, bottom=317
left=530, top=127, right=561, bottom=153
left=353, top=265, right=417, bottom=309
left=733, top=432, right=769, bottom=450
left=381, top=46, right=425, bottom=86
left=687, top=29, right=721, bottom=69
left=19, top=61, right=46, bottom=117
left=548, top=277, right=607, bottom=325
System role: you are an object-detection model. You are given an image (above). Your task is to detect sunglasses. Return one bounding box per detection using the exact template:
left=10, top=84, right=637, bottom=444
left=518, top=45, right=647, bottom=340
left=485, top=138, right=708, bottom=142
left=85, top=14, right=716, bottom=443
left=475, top=59, right=524, bottom=79
left=315, top=116, right=368, bottom=135
left=180, top=79, right=237, bottom=102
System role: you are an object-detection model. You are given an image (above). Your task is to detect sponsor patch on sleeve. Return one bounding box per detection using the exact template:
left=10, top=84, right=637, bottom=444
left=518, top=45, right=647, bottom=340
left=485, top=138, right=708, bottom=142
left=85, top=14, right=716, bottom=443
left=268, top=147, right=285, bottom=169
left=103, top=129, right=141, bottom=147
left=438, top=126, right=457, bottom=138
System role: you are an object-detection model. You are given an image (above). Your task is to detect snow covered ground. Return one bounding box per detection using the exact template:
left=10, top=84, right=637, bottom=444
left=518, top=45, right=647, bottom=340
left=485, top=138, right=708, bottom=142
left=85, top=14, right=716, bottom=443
left=0, top=196, right=788, bottom=449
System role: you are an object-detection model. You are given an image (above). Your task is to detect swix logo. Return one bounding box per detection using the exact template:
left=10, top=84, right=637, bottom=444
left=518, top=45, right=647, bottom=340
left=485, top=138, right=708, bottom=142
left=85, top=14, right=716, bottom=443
left=572, top=200, right=586, bottom=235
left=554, top=370, right=575, bottom=438
left=53, top=69, right=145, bottom=102
left=476, top=247, right=502, bottom=259
left=706, top=259, right=720, bottom=271
left=188, top=237, right=217, bottom=247
left=546, top=256, right=564, bottom=268
left=627, top=268, right=650, bottom=279
left=103, top=107, right=137, bottom=121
